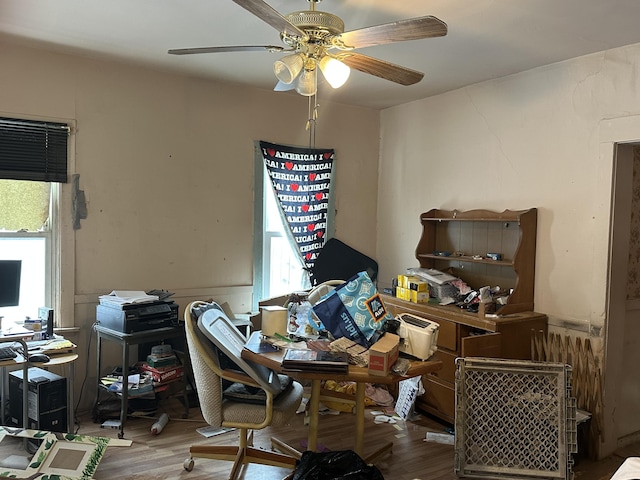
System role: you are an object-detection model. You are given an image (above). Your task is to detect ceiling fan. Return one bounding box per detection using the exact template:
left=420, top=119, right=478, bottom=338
left=168, top=0, right=447, bottom=97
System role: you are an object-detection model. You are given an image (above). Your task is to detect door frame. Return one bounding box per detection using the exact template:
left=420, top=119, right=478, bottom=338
left=599, top=116, right=640, bottom=458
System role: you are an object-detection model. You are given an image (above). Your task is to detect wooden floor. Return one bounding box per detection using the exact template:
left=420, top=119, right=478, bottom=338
left=56, top=398, right=639, bottom=480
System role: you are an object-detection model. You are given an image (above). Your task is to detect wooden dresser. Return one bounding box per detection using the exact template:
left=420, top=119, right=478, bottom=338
left=383, top=295, right=547, bottom=424
left=385, top=208, right=548, bottom=424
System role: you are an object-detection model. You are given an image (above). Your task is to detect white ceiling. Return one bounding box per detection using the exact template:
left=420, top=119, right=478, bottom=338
left=2, top=0, right=640, bottom=109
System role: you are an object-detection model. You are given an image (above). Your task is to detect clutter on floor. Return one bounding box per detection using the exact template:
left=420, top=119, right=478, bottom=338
left=0, top=425, right=130, bottom=479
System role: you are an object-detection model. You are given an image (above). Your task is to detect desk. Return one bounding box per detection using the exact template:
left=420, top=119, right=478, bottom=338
left=93, top=325, right=189, bottom=439
left=0, top=335, right=29, bottom=431
left=241, top=332, right=442, bottom=460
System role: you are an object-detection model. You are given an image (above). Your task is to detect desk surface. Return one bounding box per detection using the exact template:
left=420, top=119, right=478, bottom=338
left=0, top=336, right=29, bottom=367
left=30, top=352, right=79, bottom=366
left=241, top=332, right=442, bottom=384
left=241, top=331, right=442, bottom=458
left=0, top=331, right=33, bottom=341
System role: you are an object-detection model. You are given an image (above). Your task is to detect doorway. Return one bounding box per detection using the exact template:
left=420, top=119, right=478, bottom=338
left=603, top=132, right=640, bottom=458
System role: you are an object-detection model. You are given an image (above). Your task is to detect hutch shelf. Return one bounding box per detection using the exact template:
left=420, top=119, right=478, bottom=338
left=385, top=208, right=547, bottom=424
left=415, top=208, right=538, bottom=315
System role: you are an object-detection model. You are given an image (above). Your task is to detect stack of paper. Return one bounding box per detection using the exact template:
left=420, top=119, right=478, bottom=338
left=282, top=349, right=349, bottom=374
left=98, top=290, right=159, bottom=307
left=408, top=268, right=457, bottom=285
left=102, top=372, right=155, bottom=398
left=29, top=338, right=76, bottom=355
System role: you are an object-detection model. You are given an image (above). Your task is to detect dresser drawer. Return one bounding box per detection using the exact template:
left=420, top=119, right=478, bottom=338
left=383, top=295, right=458, bottom=351
left=428, top=349, right=457, bottom=384
left=435, top=318, right=457, bottom=352
left=418, top=376, right=455, bottom=424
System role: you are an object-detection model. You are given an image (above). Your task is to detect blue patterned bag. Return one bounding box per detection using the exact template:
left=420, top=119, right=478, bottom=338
left=312, top=271, right=393, bottom=347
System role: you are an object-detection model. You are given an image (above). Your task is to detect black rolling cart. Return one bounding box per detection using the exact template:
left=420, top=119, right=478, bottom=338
left=92, top=324, right=190, bottom=439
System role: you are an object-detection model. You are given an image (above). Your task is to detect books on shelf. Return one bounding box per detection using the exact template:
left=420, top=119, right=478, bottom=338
left=101, top=372, right=155, bottom=398
left=137, top=361, right=184, bottom=385
left=146, top=353, right=177, bottom=368
left=282, top=349, right=349, bottom=374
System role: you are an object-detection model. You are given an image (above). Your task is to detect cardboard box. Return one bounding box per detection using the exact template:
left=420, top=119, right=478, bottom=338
left=397, top=274, right=423, bottom=289
left=410, top=290, right=429, bottom=303
left=137, top=362, right=185, bottom=385
left=250, top=294, right=288, bottom=331
left=396, top=286, right=410, bottom=301
left=408, top=280, right=428, bottom=292
left=368, top=333, right=400, bottom=376
left=260, top=305, right=288, bottom=337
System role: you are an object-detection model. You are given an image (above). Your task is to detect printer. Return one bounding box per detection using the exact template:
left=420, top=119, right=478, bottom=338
left=96, top=300, right=179, bottom=333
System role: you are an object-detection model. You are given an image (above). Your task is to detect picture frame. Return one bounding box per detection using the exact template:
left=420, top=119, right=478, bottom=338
left=0, top=426, right=130, bottom=479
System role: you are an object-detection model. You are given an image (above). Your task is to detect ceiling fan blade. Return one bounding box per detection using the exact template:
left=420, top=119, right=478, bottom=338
left=335, top=15, right=447, bottom=50
left=339, top=53, right=424, bottom=86
left=168, top=45, right=286, bottom=55
left=233, top=0, right=306, bottom=38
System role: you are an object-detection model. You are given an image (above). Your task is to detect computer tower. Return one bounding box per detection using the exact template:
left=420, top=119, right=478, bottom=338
left=9, top=367, right=68, bottom=433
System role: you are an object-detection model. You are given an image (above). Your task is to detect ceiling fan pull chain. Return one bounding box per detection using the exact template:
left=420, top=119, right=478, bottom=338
left=306, top=94, right=320, bottom=149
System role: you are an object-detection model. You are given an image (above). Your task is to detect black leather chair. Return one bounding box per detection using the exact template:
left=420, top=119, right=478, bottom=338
left=308, top=238, right=378, bottom=286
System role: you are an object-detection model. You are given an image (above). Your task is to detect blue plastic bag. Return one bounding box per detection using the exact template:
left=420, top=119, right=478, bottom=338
left=312, top=271, right=393, bottom=348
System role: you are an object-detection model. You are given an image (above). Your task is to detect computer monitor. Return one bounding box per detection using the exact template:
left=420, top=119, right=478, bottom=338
left=0, top=260, right=21, bottom=308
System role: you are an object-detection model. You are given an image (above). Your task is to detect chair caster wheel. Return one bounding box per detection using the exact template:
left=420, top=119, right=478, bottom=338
left=184, top=458, right=194, bottom=471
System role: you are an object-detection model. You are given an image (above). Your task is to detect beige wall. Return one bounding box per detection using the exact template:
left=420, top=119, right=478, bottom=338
left=0, top=40, right=380, bottom=411
left=377, top=42, right=640, bottom=456
left=6, top=32, right=640, bottom=456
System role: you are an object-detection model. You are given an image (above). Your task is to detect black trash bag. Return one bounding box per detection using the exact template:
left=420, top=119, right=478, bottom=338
left=293, top=450, right=385, bottom=480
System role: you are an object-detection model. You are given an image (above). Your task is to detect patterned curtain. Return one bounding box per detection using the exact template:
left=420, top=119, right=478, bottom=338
left=260, top=140, right=335, bottom=274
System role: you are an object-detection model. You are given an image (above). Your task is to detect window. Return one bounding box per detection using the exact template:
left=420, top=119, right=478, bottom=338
left=253, top=141, right=335, bottom=307
left=0, top=180, right=56, bottom=321
left=0, top=115, right=71, bottom=327
left=263, top=171, right=309, bottom=298
left=254, top=156, right=308, bottom=305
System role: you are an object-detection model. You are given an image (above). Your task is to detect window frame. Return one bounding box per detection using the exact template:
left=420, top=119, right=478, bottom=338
left=254, top=144, right=310, bottom=307
left=0, top=112, right=75, bottom=329
left=0, top=183, right=55, bottom=315
left=252, top=141, right=335, bottom=309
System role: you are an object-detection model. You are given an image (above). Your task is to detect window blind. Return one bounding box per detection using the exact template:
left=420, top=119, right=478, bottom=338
left=0, top=117, right=69, bottom=183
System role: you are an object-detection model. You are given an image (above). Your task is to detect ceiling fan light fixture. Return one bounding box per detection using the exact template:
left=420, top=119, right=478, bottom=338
left=274, top=80, right=296, bottom=91
left=273, top=53, right=304, bottom=84
left=319, top=55, right=350, bottom=89
left=296, top=68, right=317, bottom=96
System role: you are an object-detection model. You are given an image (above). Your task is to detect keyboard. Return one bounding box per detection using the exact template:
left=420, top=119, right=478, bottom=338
left=0, top=346, right=17, bottom=360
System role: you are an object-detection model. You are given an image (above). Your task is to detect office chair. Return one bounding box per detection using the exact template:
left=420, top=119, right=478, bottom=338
left=191, top=299, right=252, bottom=339
left=183, top=301, right=304, bottom=480
left=307, top=279, right=345, bottom=305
